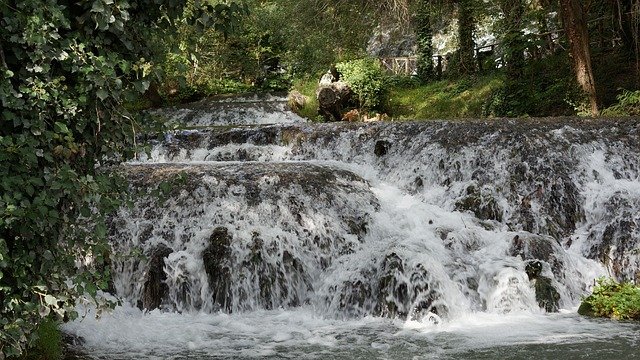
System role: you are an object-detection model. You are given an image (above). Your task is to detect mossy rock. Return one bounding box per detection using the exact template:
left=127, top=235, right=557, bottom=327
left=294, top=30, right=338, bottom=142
left=142, top=244, right=173, bottom=310
left=534, top=276, right=560, bottom=312
left=202, top=226, right=233, bottom=312
left=577, top=277, right=640, bottom=320
left=577, top=296, right=596, bottom=317
left=455, top=185, right=503, bottom=222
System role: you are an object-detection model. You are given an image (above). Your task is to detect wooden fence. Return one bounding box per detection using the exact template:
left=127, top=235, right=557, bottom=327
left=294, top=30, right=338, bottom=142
left=379, top=46, right=496, bottom=77
left=379, top=56, right=417, bottom=75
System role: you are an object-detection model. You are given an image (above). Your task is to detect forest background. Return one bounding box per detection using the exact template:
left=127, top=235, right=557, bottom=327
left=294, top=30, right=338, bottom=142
left=152, top=0, right=640, bottom=119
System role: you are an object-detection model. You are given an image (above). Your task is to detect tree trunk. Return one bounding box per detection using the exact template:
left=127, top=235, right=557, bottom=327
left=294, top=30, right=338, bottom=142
left=415, top=0, right=434, bottom=82
left=316, top=82, right=352, bottom=122
left=457, top=0, right=476, bottom=75
left=560, top=0, right=599, bottom=116
left=499, top=0, right=526, bottom=79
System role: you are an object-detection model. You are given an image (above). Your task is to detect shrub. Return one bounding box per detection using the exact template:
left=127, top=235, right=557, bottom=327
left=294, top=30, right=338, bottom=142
left=602, top=89, right=640, bottom=116
left=579, top=277, right=640, bottom=320
left=336, top=58, right=390, bottom=110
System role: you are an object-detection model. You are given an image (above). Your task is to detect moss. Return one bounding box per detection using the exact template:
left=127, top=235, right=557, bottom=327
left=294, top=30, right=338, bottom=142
left=534, top=276, right=560, bottom=313
left=18, top=319, right=63, bottom=360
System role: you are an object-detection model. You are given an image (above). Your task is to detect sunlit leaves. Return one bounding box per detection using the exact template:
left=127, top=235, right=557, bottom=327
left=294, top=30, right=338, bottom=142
left=582, top=277, right=640, bottom=320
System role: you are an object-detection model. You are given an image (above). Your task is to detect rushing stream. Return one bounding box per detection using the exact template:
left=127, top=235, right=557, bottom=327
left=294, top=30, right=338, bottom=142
left=63, top=95, right=640, bottom=359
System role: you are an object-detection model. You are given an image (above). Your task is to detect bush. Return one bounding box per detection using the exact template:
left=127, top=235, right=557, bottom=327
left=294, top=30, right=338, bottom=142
left=579, top=277, right=640, bottom=320
left=336, top=58, right=390, bottom=110
left=482, top=54, right=576, bottom=117
left=602, top=89, right=640, bottom=116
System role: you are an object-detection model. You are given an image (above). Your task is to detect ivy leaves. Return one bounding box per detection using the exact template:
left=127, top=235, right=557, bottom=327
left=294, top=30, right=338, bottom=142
left=0, top=0, right=246, bottom=356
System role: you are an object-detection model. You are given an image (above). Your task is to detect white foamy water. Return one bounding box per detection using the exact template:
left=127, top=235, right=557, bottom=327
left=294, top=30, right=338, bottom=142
left=64, top=110, right=640, bottom=358
left=151, top=93, right=306, bottom=127
left=65, top=303, right=639, bottom=359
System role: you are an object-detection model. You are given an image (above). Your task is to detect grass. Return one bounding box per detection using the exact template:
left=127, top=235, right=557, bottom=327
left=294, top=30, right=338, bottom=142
left=291, top=76, right=321, bottom=121
left=290, top=73, right=505, bottom=121
left=386, top=74, right=504, bottom=120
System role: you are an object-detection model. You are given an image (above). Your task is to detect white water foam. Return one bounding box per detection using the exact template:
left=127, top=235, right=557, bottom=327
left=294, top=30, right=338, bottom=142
left=65, top=303, right=639, bottom=359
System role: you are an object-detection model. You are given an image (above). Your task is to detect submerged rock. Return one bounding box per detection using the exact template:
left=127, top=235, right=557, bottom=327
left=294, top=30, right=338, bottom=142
left=533, top=276, right=561, bottom=312
left=202, top=227, right=233, bottom=312
left=115, top=117, right=640, bottom=317
left=142, top=244, right=173, bottom=311
left=151, top=93, right=305, bottom=127
left=455, top=184, right=503, bottom=222
left=335, top=252, right=443, bottom=320
left=113, top=162, right=379, bottom=313
left=510, top=235, right=564, bottom=312
left=509, top=234, right=564, bottom=278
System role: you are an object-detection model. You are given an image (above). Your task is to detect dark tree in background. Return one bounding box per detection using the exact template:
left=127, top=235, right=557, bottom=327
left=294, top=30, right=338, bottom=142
left=456, top=0, right=476, bottom=75
left=416, top=0, right=435, bottom=82
left=560, top=0, right=599, bottom=115
left=498, top=0, right=527, bottom=79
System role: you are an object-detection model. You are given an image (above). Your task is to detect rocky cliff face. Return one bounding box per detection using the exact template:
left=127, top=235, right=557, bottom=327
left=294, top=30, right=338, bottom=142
left=367, top=22, right=416, bottom=58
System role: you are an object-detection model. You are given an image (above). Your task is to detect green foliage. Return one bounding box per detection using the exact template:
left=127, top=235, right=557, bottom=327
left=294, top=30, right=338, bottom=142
left=336, top=58, right=389, bottom=110
left=415, top=0, right=434, bottom=83
left=290, top=77, right=320, bottom=120
left=158, top=0, right=290, bottom=103
left=602, top=89, right=640, bottom=116
left=482, top=54, right=576, bottom=117
left=0, top=0, right=245, bottom=357
left=581, top=277, right=640, bottom=320
left=158, top=0, right=381, bottom=103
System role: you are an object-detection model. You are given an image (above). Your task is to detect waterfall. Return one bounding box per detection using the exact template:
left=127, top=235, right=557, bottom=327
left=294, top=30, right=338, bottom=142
left=110, top=116, right=640, bottom=320
left=64, top=97, right=640, bottom=358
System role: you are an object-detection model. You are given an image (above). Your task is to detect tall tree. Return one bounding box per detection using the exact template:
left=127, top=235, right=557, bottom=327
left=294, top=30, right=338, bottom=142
left=416, top=0, right=435, bottom=82
left=559, top=0, right=599, bottom=115
left=498, top=0, right=527, bottom=79
left=456, top=0, right=476, bottom=75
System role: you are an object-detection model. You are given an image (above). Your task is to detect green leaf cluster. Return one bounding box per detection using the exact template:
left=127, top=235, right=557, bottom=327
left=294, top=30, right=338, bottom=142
left=602, top=89, right=640, bottom=116
left=0, top=0, right=245, bottom=357
left=336, top=58, right=389, bottom=110
left=581, top=277, right=640, bottom=320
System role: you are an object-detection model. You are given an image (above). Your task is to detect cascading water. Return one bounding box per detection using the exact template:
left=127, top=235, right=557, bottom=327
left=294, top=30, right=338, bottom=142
left=64, top=97, right=640, bottom=359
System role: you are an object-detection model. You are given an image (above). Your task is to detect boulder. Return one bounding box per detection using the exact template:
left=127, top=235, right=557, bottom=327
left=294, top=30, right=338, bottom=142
left=533, top=276, right=561, bottom=312
left=287, top=90, right=307, bottom=111
left=577, top=296, right=597, bottom=317
left=142, top=244, right=173, bottom=310
left=202, top=227, right=233, bottom=312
